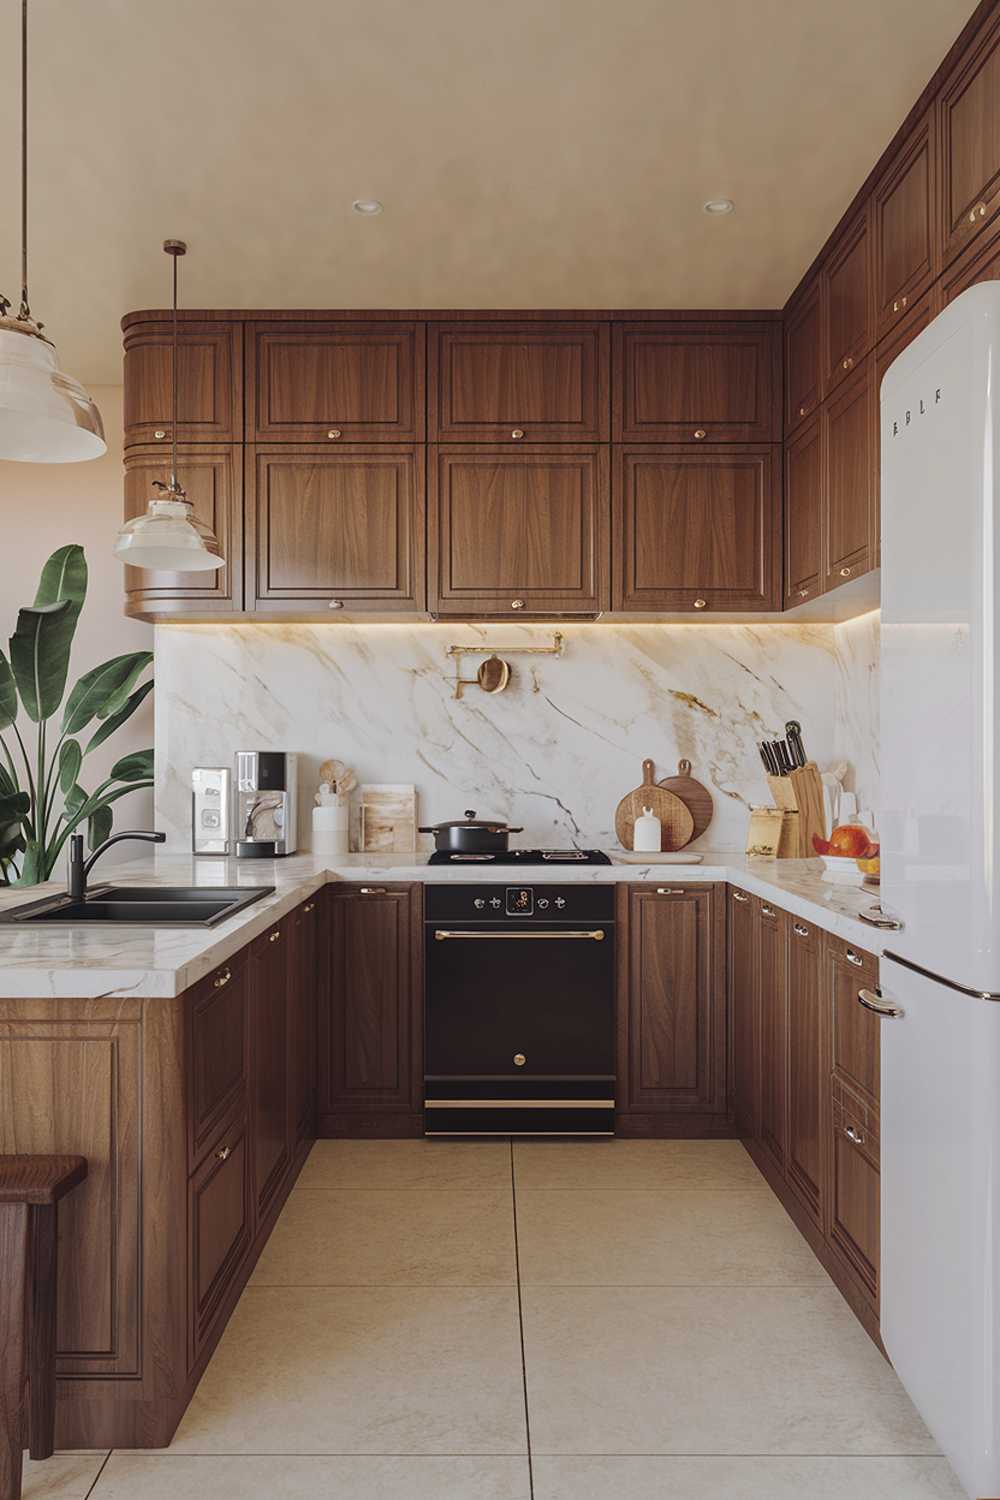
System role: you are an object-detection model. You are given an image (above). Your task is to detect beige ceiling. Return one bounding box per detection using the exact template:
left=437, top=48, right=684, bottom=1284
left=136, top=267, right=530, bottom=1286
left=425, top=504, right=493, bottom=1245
left=0, top=0, right=974, bottom=384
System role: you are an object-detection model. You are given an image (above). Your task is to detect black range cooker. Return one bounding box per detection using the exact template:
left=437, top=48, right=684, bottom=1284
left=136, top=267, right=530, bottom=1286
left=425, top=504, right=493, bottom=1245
left=424, top=878, right=616, bottom=1136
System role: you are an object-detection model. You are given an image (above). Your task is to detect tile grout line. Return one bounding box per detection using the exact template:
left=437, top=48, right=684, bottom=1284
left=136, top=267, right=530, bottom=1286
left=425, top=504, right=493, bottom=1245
left=82, top=1449, right=112, bottom=1498
left=510, top=1141, right=535, bottom=1500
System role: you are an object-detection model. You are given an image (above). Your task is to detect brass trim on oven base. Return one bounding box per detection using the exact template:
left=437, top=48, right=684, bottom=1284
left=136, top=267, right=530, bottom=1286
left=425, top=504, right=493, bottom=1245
left=433, top=928, right=605, bottom=941
left=425, top=1098, right=615, bottom=1109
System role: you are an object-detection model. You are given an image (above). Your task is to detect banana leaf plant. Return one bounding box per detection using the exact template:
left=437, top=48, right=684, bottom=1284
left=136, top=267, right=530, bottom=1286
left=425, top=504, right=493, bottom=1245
left=0, top=545, right=153, bottom=886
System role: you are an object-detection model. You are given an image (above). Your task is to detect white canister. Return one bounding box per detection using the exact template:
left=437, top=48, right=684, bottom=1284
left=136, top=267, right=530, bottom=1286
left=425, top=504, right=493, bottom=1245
left=632, top=805, right=662, bottom=853
left=312, top=801, right=349, bottom=857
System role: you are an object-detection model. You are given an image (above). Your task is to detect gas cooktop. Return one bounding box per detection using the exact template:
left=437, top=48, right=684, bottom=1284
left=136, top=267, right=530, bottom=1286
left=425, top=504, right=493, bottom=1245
left=427, top=848, right=612, bottom=866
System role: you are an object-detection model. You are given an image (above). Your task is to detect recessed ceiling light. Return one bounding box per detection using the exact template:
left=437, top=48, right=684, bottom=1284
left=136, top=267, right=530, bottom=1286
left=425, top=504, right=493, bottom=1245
left=352, top=199, right=383, bottom=216
left=703, top=198, right=735, bottom=216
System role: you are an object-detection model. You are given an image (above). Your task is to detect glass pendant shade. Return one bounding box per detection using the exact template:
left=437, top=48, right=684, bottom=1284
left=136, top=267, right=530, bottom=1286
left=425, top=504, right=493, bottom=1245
left=113, top=491, right=224, bottom=572
left=0, top=320, right=106, bottom=462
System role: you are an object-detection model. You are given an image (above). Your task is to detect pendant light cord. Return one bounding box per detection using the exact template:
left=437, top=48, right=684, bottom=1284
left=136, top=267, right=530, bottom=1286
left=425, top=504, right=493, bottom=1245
left=19, top=0, right=30, bottom=321
left=171, top=248, right=179, bottom=491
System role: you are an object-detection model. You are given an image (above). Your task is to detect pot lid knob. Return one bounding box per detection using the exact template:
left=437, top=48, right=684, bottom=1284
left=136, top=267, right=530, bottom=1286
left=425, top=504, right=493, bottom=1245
left=464, top=809, right=477, bottom=819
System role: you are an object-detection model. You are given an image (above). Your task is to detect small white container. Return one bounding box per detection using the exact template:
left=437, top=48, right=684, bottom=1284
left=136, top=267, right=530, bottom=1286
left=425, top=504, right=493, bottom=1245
left=633, top=805, right=662, bottom=853
left=312, top=801, right=349, bottom=857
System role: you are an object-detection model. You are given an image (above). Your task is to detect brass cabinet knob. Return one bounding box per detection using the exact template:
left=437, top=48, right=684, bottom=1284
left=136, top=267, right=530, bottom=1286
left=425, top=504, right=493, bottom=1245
left=693, top=428, right=707, bottom=440
left=844, top=1124, right=865, bottom=1147
left=761, top=903, right=775, bottom=917
left=511, top=598, right=525, bottom=610
left=304, top=901, right=315, bottom=913
left=845, top=947, right=863, bottom=967
left=798, top=404, right=808, bottom=417
left=901, top=295, right=908, bottom=309
left=215, top=1144, right=232, bottom=1162
left=842, top=356, right=854, bottom=371
left=693, top=598, right=707, bottom=609
left=154, top=429, right=167, bottom=439
left=732, top=890, right=750, bottom=903
left=893, top=299, right=902, bottom=313
left=360, top=886, right=387, bottom=894
left=212, top=968, right=232, bottom=990
left=328, top=599, right=344, bottom=610
left=969, top=200, right=988, bottom=224
left=511, top=428, right=525, bottom=440
left=513, top=1053, right=526, bottom=1067
left=798, top=587, right=810, bottom=598
left=793, top=922, right=810, bottom=937
left=327, top=429, right=342, bottom=439
left=269, top=929, right=281, bottom=943
left=840, top=566, right=852, bottom=577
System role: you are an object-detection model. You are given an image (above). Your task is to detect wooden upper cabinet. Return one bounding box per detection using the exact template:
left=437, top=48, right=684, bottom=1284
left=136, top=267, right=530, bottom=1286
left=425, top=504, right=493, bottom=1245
left=823, top=355, right=876, bottom=590
left=248, top=446, right=425, bottom=613
left=429, top=322, right=609, bottom=441
left=123, top=321, right=242, bottom=446
left=623, top=886, right=725, bottom=1114
left=823, top=208, right=874, bottom=392
left=941, top=215, right=1000, bottom=300
left=614, top=322, right=779, bottom=443
left=783, top=413, right=823, bottom=607
left=248, top=322, right=424, bottom=442
left=613, top=445, right=779, bottom=613
left=429, top=444, right=609, bottom=616
left=939, top=9, right=1000, bottom=267
left=122, top=446, right=243, bottom=616
left=784, top=279, right=823, bottom=433
left=873, top=109, right=939, bottom=336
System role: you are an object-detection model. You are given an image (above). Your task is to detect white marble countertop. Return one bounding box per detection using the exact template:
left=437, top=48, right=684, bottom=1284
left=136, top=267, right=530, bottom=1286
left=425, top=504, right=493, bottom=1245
left=0, top=850, right=885, bottom=999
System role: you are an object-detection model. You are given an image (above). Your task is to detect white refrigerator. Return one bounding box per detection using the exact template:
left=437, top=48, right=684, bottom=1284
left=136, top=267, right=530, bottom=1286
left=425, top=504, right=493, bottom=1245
left=878, top=280, right=1000, bottom=1500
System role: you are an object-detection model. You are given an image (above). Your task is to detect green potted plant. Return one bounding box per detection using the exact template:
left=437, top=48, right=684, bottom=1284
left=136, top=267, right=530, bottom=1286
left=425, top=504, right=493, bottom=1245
left=0, top=545, right=153, bottom=885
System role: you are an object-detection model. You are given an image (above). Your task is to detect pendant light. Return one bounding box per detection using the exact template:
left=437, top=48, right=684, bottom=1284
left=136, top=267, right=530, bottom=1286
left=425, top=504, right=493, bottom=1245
left=113, top=241, right=223, bottom=572
left=0, top=0, right=105, bottom=462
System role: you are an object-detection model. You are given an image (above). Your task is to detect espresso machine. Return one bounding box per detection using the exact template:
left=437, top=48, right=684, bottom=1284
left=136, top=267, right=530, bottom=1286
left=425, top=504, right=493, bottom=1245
left=235, top=752, right=298, bottom=858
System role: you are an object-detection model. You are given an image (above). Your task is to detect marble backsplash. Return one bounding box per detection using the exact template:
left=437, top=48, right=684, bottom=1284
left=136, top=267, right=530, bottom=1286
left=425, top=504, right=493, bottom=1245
left=154, top=618, right=881, bottom=853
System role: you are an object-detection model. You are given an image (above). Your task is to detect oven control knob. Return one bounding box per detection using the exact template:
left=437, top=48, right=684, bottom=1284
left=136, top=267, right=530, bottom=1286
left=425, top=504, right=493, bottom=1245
left=537, top=897, right=549, bottom=908
left=513, top=1053, right=526, bottom=1067
left=474, top=898, right=486, bottom=909
left=490, top=897, right=502, bottom=908
left=555, top=896, right=567, bottom=909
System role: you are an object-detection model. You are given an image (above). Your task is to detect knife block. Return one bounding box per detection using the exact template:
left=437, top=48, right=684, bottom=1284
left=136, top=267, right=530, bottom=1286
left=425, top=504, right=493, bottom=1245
left=765, top=763, right=827, bottom=858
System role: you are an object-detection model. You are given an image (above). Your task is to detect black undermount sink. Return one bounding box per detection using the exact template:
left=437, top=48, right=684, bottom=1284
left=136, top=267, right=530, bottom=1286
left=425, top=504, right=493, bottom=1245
left=0, top=885, right=275, bottom=928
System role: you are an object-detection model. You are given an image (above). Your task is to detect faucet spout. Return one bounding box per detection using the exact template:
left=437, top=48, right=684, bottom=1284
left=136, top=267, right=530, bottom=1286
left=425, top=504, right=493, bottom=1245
left=68, top=830, right=166, bottom=903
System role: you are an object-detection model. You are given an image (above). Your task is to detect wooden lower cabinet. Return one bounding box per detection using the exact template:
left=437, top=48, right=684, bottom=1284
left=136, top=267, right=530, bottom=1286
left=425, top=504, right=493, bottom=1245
left=319, top=883, right=423, bottom=1136
left=250, top=917, right=294, bottom=1221
left=757, top=899, right=788, bottom=1174
left=728, top=886, right=758, bottom=1136
left=189, top=1109, right=253, bottom=1360
left=617, top=884, right=727, bottom=1133
left=292, top=896, right=322, bottom=1144
left=829, top=1078, right=880, bottom=1303
left=785, top=915, right=826, bottom=1227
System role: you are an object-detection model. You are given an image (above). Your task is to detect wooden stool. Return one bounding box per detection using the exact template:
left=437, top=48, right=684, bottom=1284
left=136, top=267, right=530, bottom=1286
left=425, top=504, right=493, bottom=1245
left=0, top=1155, right=87, bottom=1500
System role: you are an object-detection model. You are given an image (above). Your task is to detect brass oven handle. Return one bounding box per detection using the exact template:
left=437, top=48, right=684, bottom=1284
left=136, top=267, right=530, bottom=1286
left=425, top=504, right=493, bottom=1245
left=433, top=929, right=606, bottom=941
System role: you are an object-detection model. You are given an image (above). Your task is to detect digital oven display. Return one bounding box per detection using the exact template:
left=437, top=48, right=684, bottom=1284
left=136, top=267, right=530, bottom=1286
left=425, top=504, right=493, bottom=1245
left=505, top=887, right=533, bottom=917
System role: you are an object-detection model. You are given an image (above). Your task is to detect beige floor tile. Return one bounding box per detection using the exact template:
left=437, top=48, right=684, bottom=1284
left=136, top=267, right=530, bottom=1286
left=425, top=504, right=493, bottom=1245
left=250, top=1188, right=515, bottom=1286
left=532, top=1456, right=966, bottom=1499
left=513, top=1138, right=764, bottom=1190
left=521, top=1285, right=937, bottom=1456
left=169, top=1286, right=526, bottom=1454
left=22, top=1453, right=108, bottom=1499
left=298, top=1138, right=512, bottom=1191
left=94, top=1454, right=530, bottom=1498
left=517, top=1188, right=828, bottom=1286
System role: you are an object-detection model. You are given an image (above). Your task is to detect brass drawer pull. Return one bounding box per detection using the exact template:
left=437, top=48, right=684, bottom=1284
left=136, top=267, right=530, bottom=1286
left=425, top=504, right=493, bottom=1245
left=154, top=428, right=167, bottom=440
left=858, top=986, right=904, bottom=1019
left=304, top=901, right=315, bottom=913
left=328, top=599, right=344, bottom=610
left=845, top=947, right=863, bottom=967
left=969, top=201, right=987, bottom=225
left=360, top=886, right=387, bottom=895
left=844, top=1124, right=865, bottom=1147
left=732, top=890, right=750, bottom=903
left=761, top=902, right=776, bottom=917
left=511, top=428, right=525, bottom=440
left=212, top=968, right=232, bottom=990
left=513, top=1053, right=526, bottom=1066
left=511, top=598, right=525, bottom=610
left=842, top=356, right=854, bottom=372
left=793, top=921, right=810, bottom=937
left=327, top=428, right=342, bottom=439
left=798, top=404, right=809, bottom=418
left=215, top=1144, right=232, bottom=1162
left=798, top=587, right=810, bottom=598
left=656, top=887, right=684, bottom=896
left=840, top=566, right=852, bottom=578
left=693, top=428, right=707, bottom=440
left=434, top=929, right=605, bottom=941
left=269, top=929, right=281, bottom=943
left=693, top=598, right=707, bottom=609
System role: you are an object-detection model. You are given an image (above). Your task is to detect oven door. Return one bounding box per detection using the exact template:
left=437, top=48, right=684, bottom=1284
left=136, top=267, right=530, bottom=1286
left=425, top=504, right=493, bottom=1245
left=424, top=920, right=615, bottom=1135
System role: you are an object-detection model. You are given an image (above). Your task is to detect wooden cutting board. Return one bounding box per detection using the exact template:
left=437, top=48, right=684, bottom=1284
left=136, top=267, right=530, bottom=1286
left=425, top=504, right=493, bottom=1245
left=615, top=758, right=695, bottom=852
left=657, top=759, right=714, bottom=842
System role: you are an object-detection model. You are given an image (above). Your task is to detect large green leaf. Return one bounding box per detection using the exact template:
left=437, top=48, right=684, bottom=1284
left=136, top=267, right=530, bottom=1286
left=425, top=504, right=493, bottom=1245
left=62, top=652, right=153, bottom=736
left=0, top=761, right=18, bottom=798
left=8, top=600, right=74, bottom=722
left=63, top=783, right=88, bottom=820
left=0, top=823, right=25, bottom=860
left=0, top=790, right=29, bottom=823
left=109, top=749, right=154, bottom=784
left=15, top=840, right=46, bottom=886
left=34, top=545, right=87, bottom=623
left=58, top=739, right=82, bottom=794
left=85, top=680, right=153, bottom=755
left=58, top=779, right=154, bottom=839
left=88, top=804, right=113, bottom=850
left=0, top=651, right=17, bottom=731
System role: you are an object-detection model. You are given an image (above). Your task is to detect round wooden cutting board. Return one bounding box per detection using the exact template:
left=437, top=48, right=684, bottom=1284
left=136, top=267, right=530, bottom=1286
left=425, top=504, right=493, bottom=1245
left=657, top=759, right=714, bottom=842
left=614, top=758, right=695, bottom=851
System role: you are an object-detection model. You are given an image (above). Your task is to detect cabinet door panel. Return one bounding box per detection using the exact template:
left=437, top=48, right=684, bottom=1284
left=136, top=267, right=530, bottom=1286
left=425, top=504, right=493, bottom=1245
left=189, top=1112, right=252, bottom=1358
left=729, top=888, right=758, bottom=1136
left=823, top=209, right=873, bottom=391
left=613, top=446, right=778, bottom=612
left=873, top=110, right=939, bottom=336
left=430, top=322, right=608, bottom=441
left=123, top=321, right=241, bottom=446
left=757, top=903, right=787, bottom=1174
left=823, top=356, right=876, bottom=589
left=786, top=917, right=826, bottom=1227
left=249, top=322, right=424, bottom=442
left=939, top=11, right=1000, bottom=267
left=188, top=955, right=250, bottom=1171
left=828, top=940, right=879, bottom=1106
left=323, top=887, right=417, bottom=1112
left=784, top=279, right=823, bottom=432
left=783, top=414, right=823, bottom=607
left=624, top=887, right=723, bottom=1113
left=829, top=1080, right=879, bottom=1303
left=292, top=898, right=321, bottom=1143
left=614, top=323, right=778, bottom=442
left=251, top=922, right=292, bottom=1221
left=250, top=446, right=425, bottom=611
left=122, top=447, right=243, bottom=614
left=941, top=218, right=1000, bottom=301
left=430, top=445, right=609, bottom=615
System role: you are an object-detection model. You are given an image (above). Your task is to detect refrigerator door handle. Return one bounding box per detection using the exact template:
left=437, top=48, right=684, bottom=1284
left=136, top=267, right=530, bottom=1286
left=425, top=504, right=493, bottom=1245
left=859, top=905, right=904, bottom=931
left=858, top=986, right=905, bottom=1019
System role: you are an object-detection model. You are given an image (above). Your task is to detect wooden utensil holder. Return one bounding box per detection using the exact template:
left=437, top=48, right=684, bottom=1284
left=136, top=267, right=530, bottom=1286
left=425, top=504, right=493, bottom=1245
left=765, top=763, right=826, bottom=858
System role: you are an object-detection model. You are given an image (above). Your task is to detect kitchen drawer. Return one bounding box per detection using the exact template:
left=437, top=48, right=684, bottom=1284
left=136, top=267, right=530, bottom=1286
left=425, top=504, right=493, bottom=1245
left=188, top=1108, right=253, bottom=1362
left=188, top=951, right=251, bottom=1171
left=831, top=1076, right=879, bottom=1170
left=829, top=1077, right=880, bottom=1303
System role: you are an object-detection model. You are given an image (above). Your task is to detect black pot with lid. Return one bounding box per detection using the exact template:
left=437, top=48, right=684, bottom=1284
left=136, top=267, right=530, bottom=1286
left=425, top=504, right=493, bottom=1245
left=418, top=809, right=523, bottom=854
